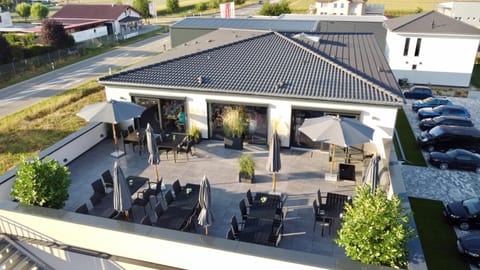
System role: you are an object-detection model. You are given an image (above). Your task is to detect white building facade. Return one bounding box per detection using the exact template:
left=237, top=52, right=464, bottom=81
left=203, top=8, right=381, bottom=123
left=437, top=2, right=480, bottom=28
left=384, top=11, right=480, bottom=87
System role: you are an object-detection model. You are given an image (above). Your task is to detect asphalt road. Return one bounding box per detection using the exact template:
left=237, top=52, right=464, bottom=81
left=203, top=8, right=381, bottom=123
left=0, top=30, right=171, bottom=118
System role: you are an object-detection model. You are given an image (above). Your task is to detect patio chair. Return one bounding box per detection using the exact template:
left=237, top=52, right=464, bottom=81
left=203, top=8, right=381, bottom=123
left=230, top=215, right=241, bottom=238
left=165, top=190, right=174, bottom=206
left=239, top=199, right=248, bottom=227
left=101, top=170, right=114, bottom=189
left=140, top=215, right=152, bottom=226
left=181, top=215, right=197, bottom=233
left=317, top=189, right=327, bottom=211
left=273, top=207, right=287, bottom=235
left=148, top=177, right=164, bottom=203
left=246, top=189, right=254, bottom=207
left=90, top=179, right=106, bottom=206
left=112, top=211, right=128, bottom=221
left=132, top=131, right=146, bottom=155
left=176, top=137, right=194, bottom=160
left=226, top=228, right=236, bottom=240
left=172, top=179, right=182, bottom=196
left=132, top=189, right=154, bottom=215
left=313, top=200, right=332, bottom=236
left=154, top=201, right=164, bottom=218
left=127, top=125, right=134, bottom=134
left=269, top=223, right=283, bottom=247
left=75, top=203, right=89, bottom=214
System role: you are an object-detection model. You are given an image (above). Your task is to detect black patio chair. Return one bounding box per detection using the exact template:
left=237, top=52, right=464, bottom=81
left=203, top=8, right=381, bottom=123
left=172, top=179, right=182, bottom=196
left=75, top=203, right=89, bottom=214
left=148, top=177, right=164, bottom=203
left=239, top=199, right=248, bottom=227
left=176, top=136, right=194, bottom=160
left=273, top=207, right=287, bottom=235
left=313, top=200, right=332, bottom=236
left=181, top=215, right=197, bottom=233
left=90, top=179, right=106, bottom=206
left=165, top=190, right=174, bottom=206
left=226, top=228, right=236, bottom=240
left=268, top=223, right=283, bottom=247
left=132, top=189, right=154, bottom=215
left=127, top=125, right=134, bottom=134
left=101, top=170, right=114, bottom=189
left=230, top=215, right=241, bottom=238
left=140, top=215, right=152, bottom=226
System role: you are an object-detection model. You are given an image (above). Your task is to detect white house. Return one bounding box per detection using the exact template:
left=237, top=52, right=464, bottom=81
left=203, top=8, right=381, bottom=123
left=437, top=1, right=480, bottom=29
left=99, top=29, right=404, bottom=160
left=315, top=0, right=383, bottom=16
left=384, top=11, right=480, bottom=88
left=0, top=12, right=12, bottom=27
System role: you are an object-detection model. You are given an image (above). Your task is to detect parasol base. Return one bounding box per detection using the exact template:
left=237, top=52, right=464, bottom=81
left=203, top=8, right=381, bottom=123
left=110, top=150, right=125, bottom=158
left=325, top=173, right=338, bottom=182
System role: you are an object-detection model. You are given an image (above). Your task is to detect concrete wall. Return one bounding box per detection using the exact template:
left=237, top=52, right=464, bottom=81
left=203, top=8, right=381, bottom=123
left=105, top=85, right=398, bottom=159
left=385, top=30, right=480, bottom=87
left=71, top=26, right=109, bottom=43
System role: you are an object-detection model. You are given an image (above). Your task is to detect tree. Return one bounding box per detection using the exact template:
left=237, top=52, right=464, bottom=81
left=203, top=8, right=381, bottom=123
left=335, top=186, right=414, bottom=268
left=132, top=0, right=150, bottom=19
left=0, top=0, right=13, bottom=11
left=15, top=2, right=31, bottom=21
left=31, top=3, right=49, bottom=20
left=166, top=0, right=179, bottom=13
left=41, top=19, right=75, bottom=49
left=0, top=34, right=13, bottom=64
left=11, top=157, right=71, bottom=209
left=258, top=0, right=291, bottom=16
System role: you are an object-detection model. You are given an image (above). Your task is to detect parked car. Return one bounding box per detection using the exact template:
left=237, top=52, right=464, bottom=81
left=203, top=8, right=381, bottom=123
left=417, top=105, right=470, bottom=120
left=419, top=116, right=474, bottom=131
left=444, top=197, right=480, bottom=230
left=428, top=149, right=480, bottom=173
left=457, top=233, right=480, bottom=265
left=403, top=85, right=433, bottom=100
left=411, top=97, right=452, bottom=112
left=417, top=125, right=480, bottom=152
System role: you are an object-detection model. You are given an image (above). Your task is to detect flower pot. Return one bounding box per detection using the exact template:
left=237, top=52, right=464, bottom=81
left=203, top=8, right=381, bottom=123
left=238, top=172, right=254, bottom=183
left=224, top=136, right=243, bottom=150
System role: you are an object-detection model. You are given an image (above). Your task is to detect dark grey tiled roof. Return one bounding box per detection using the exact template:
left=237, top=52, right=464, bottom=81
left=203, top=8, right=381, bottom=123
left=171, top=17, right=320, bottom=32
left=384, top=11, right=480, bottom=36
left=100, top=32, right=403, bottom=106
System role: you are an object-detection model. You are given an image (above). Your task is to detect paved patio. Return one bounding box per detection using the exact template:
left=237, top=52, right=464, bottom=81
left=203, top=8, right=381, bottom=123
left=65, top=139, right=363, bottom=258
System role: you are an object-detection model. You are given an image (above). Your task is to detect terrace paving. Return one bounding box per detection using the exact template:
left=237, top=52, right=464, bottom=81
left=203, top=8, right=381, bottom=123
left=64, top=139, right=362, bottom=258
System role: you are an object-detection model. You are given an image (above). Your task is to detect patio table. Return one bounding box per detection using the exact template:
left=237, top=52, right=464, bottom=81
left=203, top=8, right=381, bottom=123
left=155, top=183, right=200, bottom=230
left=156, top=133, right=185, bottom=163
left=249, top=192, right=281, bottom=220
left=237, top=217, right=274, bottom=246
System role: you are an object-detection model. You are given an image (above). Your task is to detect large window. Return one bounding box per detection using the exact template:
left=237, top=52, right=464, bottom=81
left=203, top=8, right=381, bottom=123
left=403, top=38, right=410, bottom=56
left=208, top=102, right=268, bottom=145
left=133, top=96, right=186, bottom=133
left=414, top=38, right=422, bottom=57
left=290, top=109, right=358, bottom=149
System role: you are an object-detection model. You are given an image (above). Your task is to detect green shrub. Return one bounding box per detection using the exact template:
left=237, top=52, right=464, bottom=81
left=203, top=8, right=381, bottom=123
left=195, top=2, right=208, bottom=11
left=188, top=125, right=201, bottom=143
left=259, top=0, right=291, bottom=16
left=223, top=108, right=245, bottom=138
left=336, top=185, right=414, bottom=268
left=166, top=0, right=180, bottom=13
left=11, top=157, right=71, bottom=209
left=239, top=154, right=255, bottom=177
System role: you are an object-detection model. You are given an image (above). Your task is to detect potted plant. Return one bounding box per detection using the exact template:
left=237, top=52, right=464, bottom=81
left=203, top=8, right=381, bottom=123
left=188, top=125, right=201, bottom=144
left=11, top=156, right=71, bottom=209
left=223, top=108, right=245, bottom=150
left=238, top=154, right=255, bottom=183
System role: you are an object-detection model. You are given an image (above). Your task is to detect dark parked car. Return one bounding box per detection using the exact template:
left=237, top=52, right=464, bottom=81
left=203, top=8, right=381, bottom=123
left=417, top=105, right=470, bottom=120
left=444, top=197, right=480, bottom=230
left=428, top=149, right=480, bottom=173
left=417, top=125, right=480, bottom=152
left=403, top=85, right=433, bottom=100
left=457, top=233, right=480, bottom=265
left=411, top=97, right=452, bottom=112
left=419, top=116, right=474, bottom=131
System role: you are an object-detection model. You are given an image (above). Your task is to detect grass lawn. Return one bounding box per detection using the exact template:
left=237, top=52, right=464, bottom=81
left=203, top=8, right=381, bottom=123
left=0, top=81, right=104, bottom=175
left=409, top=197, right=470, bottom=270
left=394, top=109, right=427, bottom=166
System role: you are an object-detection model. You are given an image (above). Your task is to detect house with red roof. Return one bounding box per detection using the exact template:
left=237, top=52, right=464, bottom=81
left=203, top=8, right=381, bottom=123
left=51, top=4, right=143, bottom=42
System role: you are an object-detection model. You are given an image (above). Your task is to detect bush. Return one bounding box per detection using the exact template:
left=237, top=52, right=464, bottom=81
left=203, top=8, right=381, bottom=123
left=234, top=0, right=245, bottom=5
left=223, top=108, right=245, bottom=138
left=132, top=0, right=150, bottom=18
left=11, top=157, right=71, bottom=209
left=239, top=154, right=255, bottom=177
left=42, top=19, right=75, bottom=49
left=335, top=185, right=414, bottom=268
left=0, top=34, right=12, bottom=64
left=195, top=2, right=208, bottom=11
left=209, top=0, right=220, bottom=9
left=15, top=2, right=31, bottom=21
left=259, top=0, right=291, bottom=16
left=188, top=125, right=201, bottom=143
left=31, top=3, right=49, bottom=20
left=166, top=0, right=179, bottom=13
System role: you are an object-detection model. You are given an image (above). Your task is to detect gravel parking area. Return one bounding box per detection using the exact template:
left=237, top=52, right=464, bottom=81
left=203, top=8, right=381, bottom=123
left=401, top=96, right=480, bottom=203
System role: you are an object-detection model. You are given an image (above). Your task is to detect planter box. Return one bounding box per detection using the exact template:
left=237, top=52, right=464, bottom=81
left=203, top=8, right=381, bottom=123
left=224, top=137, right=243, bottom=150
left=239, top=172, right=254, bottom=183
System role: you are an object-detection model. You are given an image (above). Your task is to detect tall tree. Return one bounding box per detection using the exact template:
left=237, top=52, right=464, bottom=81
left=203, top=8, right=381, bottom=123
left=335, top=185, right=414, bottom=268
left=0, top=34, right=13, bottom=64
left=41, top=19, right=74, bottom=49
left=31, top=3, right=49, bottom=20
left=259, top=0, right=291, bottom=16
left=15, top=2, right=31, bottom=21
left=132, top=0, right=150, bottom=19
